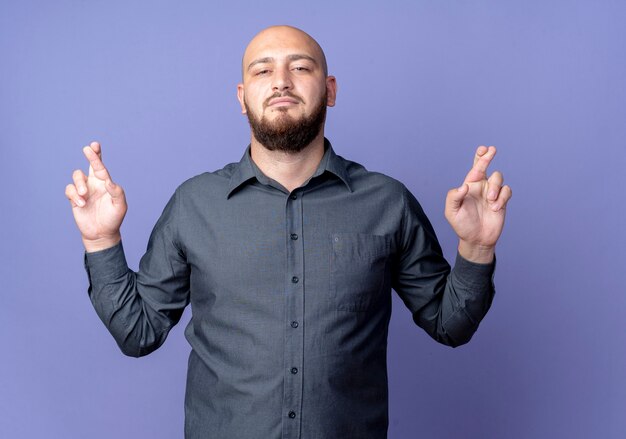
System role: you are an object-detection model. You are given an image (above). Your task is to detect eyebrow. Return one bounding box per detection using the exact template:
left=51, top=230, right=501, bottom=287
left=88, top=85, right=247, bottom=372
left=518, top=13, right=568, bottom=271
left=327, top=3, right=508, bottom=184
left=247, top=54, right=319, bottom=72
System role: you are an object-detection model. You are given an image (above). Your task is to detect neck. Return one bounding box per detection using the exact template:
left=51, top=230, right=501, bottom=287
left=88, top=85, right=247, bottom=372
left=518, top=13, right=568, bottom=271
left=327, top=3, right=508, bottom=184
left=250, top=132, right=326, bottom=193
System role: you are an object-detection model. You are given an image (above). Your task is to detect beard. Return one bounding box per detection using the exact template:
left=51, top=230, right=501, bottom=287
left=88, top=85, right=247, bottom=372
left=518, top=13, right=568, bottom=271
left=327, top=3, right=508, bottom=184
left=244, top=91, right=327, bottom=154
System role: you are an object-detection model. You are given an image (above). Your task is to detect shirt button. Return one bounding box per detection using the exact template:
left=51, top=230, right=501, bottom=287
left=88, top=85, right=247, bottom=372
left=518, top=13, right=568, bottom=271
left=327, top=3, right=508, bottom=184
left=290, top=233, right=298, bottom=240
left=288, top=411, right=296, bottom=419
left=291, top=321, right=299, bottom=328
left=291, top=367, right=298, bottom=374
left=291, top=276, right=299, bottom=284
left=290, top=194, right=297, bottom=200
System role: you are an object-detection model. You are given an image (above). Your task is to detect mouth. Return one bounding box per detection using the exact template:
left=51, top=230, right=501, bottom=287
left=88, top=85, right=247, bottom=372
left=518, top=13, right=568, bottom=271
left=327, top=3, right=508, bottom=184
left=265, top=93, right=303, bottom=108
left=268, top=97, right=300, bottom=107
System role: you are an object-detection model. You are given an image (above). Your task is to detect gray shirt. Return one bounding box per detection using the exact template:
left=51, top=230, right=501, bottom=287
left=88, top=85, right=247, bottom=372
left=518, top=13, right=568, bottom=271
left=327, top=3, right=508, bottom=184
left=84, top=140, right=495, bottom=439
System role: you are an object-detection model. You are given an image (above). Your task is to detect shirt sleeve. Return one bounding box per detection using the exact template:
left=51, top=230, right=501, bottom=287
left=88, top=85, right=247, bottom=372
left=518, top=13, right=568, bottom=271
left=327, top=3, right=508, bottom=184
left=392, top=186, right=495, bottom=347
left=83, top=189, right=190, bottom=357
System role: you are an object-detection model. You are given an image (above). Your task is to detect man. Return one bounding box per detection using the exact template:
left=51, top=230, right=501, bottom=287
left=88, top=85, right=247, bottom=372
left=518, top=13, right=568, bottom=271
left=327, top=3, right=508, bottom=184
left=65, top=25, right=511, bottom=439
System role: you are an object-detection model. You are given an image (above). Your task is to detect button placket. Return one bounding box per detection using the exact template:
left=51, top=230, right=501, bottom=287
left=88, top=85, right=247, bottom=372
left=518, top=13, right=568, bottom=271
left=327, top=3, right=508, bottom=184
left=282, top=191, right=304, bottom=438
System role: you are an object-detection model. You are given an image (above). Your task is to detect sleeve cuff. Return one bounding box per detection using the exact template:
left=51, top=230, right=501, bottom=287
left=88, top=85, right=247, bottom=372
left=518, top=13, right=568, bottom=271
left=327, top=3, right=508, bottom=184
left=84, top=241, right=129, bottom=282
left=452, top=251, right=496, bottom=289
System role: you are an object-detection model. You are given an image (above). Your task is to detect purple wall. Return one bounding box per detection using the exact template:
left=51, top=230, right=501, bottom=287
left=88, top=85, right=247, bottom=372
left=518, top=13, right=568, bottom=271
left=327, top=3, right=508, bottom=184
left=1, top=1, right=624, bottom=438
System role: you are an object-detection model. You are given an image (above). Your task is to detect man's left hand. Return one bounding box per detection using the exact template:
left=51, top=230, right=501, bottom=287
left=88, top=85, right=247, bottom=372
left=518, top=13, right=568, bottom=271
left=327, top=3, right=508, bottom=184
left=445, top=146, right=512, bottom=263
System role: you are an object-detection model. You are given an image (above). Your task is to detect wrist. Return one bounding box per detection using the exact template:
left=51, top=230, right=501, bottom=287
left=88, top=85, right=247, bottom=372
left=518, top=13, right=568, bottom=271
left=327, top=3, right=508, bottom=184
left=82, top=233, right=121, bottom=253
left=458, top=240, right=495, bottom=264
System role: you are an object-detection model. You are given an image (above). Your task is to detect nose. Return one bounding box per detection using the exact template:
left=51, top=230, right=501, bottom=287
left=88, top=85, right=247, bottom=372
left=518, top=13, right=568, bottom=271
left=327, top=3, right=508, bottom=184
left=272, top=67, right=293, bottom=92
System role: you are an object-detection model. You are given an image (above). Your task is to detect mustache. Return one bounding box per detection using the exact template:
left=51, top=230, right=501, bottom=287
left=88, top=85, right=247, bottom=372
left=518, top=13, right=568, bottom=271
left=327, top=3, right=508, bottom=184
left=264, top=91, right=305, bottom=107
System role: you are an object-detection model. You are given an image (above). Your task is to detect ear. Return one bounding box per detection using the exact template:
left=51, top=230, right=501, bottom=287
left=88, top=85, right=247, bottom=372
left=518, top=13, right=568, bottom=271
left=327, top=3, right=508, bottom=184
left=237, top=83, right=247, bottom=114
left=325, top=76, right=337, bottom=107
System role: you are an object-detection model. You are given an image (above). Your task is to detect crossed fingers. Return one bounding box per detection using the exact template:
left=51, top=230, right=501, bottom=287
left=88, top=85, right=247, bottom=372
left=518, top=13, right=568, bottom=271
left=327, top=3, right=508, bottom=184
left=65, top=141, right=121, bottom=207
left=464, top=145, right=512, bottom=212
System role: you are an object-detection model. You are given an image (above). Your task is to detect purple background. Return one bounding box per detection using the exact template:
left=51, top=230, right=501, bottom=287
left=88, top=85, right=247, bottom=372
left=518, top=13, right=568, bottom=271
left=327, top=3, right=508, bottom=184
left=1, top=1, right=624, bottom=438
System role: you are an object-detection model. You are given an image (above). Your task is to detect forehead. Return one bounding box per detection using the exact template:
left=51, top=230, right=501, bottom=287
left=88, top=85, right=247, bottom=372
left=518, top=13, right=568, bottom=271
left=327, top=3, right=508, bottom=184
left=242, top=27, right=323, bottom=71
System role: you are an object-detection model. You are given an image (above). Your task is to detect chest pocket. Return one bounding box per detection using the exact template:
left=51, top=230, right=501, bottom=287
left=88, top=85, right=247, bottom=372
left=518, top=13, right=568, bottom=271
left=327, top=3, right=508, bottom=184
left=330, top=233, right=391, bottom=312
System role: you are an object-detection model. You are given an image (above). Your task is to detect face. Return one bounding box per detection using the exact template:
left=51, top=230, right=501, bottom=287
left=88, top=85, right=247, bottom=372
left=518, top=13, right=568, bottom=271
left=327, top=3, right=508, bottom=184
left=237, top=26, right=337, bottom=153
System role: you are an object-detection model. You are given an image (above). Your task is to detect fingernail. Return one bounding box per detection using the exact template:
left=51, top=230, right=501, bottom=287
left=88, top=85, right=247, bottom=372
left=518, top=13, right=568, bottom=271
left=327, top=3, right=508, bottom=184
left=488, top=190, right=497, bottom=200
left=491, top=203, right=500, bottom=211
left=77, top=199, right=85, bottom=207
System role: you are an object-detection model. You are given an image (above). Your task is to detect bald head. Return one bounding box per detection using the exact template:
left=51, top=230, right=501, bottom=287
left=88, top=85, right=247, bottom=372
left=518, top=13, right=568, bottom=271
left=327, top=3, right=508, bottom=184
left=242, top=25, right=328, bottom=79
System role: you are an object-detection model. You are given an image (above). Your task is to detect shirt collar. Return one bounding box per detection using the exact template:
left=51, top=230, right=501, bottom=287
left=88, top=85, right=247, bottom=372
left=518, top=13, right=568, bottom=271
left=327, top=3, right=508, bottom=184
left=226, top=138, right=353, bottom=198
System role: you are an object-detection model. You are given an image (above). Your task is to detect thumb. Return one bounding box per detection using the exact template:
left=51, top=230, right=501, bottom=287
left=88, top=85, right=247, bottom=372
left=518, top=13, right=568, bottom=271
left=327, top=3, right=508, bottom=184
left=105, top=178, right=126, bottom=204
left=446, top=183, right=469, bottom=214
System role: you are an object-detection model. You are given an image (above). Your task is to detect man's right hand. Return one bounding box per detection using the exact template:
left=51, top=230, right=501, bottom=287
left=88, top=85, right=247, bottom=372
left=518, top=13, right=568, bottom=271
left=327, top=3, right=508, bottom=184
left=65, top=141, right=127, bottom=252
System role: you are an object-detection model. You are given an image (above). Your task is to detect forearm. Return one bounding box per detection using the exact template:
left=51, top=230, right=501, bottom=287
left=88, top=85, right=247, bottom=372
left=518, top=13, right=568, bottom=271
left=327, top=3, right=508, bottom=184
left=84, top=242, right=182, bottom=357
left=414, top=252, right=495, bottom=347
